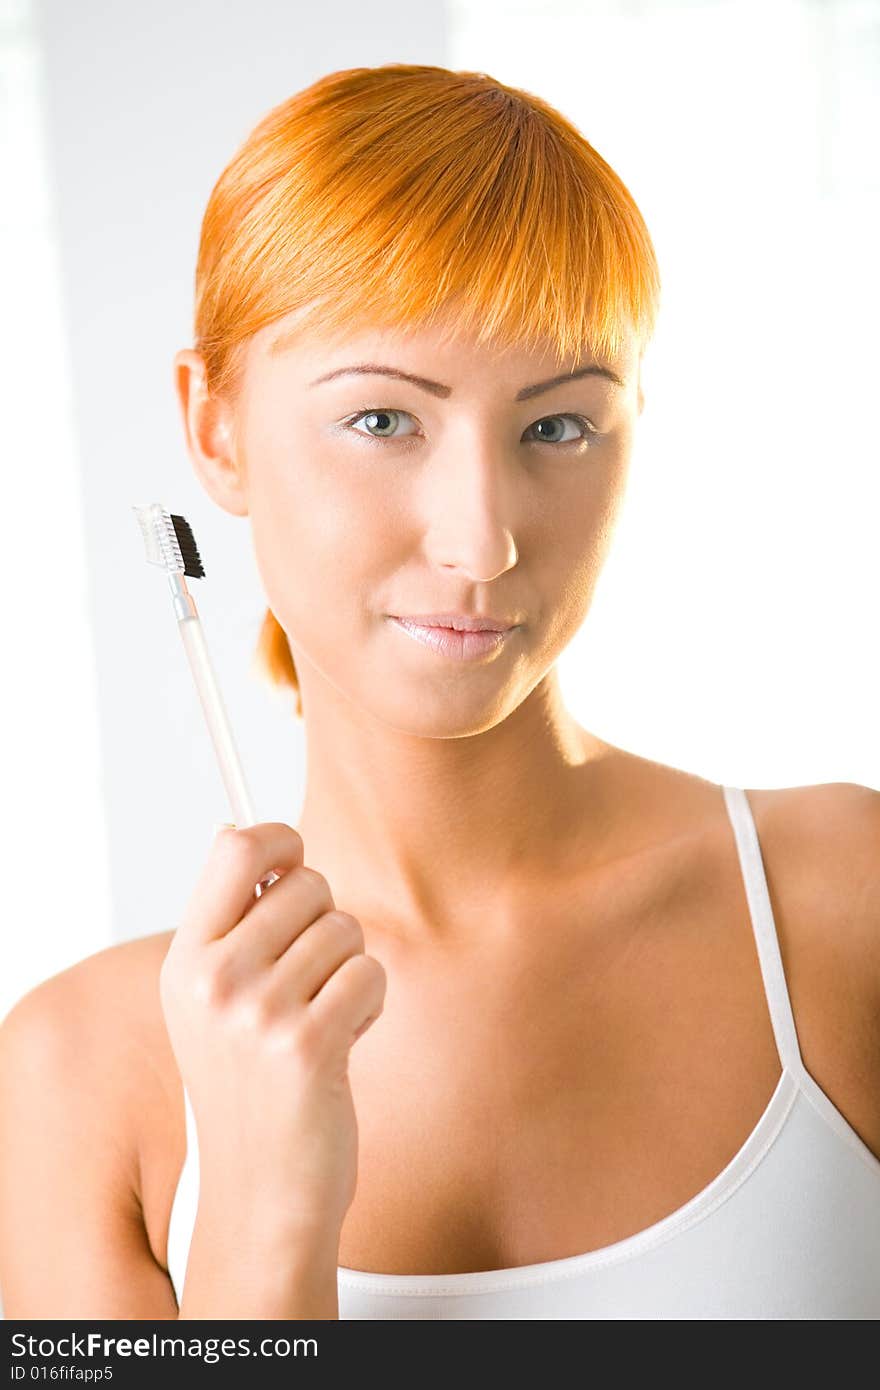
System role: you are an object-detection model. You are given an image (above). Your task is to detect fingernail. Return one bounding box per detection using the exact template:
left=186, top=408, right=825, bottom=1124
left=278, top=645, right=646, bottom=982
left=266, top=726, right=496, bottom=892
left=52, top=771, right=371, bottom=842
left=213, top=821, right=237, bottom=836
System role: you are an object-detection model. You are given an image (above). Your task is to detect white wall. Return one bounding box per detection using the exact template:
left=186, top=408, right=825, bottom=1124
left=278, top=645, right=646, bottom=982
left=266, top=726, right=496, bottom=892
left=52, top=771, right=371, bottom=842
left=0, top=0, right=113, bottom=1022
left=3, top=0, right=877, bottom=1019
left=451, top=0, right=880, bottom=792
left=0, top=0, right=447, bottom=1022
left=2, top=0, right=877, bottom=1326
left=0, top=0, right=445, bottom=1324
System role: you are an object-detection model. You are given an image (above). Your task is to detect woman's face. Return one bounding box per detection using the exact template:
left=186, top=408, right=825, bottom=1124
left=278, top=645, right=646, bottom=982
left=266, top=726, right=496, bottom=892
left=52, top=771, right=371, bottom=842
left=197, top=309, right=643, bottom=736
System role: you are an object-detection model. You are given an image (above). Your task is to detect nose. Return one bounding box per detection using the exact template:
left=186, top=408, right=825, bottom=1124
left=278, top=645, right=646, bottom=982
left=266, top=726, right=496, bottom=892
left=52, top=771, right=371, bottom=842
left=420, top=436, right=520, bottom=583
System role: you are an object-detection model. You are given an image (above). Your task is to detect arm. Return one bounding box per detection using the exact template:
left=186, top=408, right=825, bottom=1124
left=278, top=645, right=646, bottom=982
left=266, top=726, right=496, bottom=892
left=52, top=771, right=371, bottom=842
left=0, top=947, right=341, bottom=1320
left=177, top=1190, right=340, bottom=1318
left=0, top=968, right=179, bottom=1319
left=832, top=782, right=880, bottom=1163
left=774, top=780, right=880, bottom=1161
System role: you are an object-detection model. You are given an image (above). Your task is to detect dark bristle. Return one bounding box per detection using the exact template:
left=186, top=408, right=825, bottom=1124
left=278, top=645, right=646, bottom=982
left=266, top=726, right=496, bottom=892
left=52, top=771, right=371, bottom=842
left=170, top=513, right=206, bottom=579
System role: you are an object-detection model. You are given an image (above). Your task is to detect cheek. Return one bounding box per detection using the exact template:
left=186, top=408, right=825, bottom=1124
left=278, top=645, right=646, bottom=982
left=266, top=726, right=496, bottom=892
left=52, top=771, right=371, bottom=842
left=247, top=451, right=398, bottom=628
left=533, top=473, right=626, bottom=644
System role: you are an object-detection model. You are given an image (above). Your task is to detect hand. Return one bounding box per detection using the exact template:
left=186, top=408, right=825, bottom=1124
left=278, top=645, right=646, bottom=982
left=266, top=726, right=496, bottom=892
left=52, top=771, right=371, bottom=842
left=159, top=823, right=387, bottom=1240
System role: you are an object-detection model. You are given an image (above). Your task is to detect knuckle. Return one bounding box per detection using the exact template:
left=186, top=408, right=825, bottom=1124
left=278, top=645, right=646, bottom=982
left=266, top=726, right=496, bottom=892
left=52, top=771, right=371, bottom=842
left=192, top=960, right=235, bottom=1009
left=325, top=910, right=365, bottom=948
left=284, top=824, right=305, bottom=855
left=214, top=825, right=261, bottom=870
left=233, top=988, right=275, bottom=1033
left=263, top=1024, right=303, bottom=1058
left=348, top=950, right=387, bottom=995
left=288, top=1011, right=324, bottom=1066
left=298, top=861, right=332, bottom=906
left=298, top=865, right=331, bottom=897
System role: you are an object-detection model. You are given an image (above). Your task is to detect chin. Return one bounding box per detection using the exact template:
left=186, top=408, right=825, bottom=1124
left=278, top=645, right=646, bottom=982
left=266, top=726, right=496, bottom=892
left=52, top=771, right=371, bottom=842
left=366, top=683, right=525, bottom=740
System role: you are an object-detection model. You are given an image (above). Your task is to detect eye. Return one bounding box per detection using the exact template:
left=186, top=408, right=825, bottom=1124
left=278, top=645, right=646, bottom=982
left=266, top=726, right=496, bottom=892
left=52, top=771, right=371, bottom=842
left=524, top=414, right=598, bottom=446
left=346, top=408, right=419, bottom=442
left=340, top=407, right=600, bottom=449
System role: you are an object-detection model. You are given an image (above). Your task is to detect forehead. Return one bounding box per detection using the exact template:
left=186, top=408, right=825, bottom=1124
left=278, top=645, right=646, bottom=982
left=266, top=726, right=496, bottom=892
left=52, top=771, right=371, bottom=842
left=251, top=301, right=635, bottom=391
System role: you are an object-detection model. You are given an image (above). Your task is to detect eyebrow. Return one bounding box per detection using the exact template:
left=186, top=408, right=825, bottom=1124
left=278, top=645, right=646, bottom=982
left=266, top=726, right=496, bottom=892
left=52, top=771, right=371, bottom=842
left=304, top=361, right=625, bottom=399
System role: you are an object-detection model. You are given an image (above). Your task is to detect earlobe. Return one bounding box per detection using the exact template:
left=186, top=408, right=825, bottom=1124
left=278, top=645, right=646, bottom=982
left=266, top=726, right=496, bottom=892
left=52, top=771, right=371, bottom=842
left=172, top=348, right=249, bottom=518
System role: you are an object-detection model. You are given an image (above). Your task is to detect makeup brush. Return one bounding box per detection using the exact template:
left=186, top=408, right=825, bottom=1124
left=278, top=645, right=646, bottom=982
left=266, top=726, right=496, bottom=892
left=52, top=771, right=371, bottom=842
left=132, top=502, right=280, bottom=898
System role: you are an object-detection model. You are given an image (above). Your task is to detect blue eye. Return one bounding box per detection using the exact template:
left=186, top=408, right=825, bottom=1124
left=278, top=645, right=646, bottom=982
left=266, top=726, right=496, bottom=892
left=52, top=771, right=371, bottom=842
left=524, top=415, right=598, bottom=445
left=342, top=407, right=599, bottom=449
left=347, top=408, right=418, bottom=441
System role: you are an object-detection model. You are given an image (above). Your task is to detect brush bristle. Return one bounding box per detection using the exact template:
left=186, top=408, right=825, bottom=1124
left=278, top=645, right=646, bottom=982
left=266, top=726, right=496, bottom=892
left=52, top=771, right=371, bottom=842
left=170, top=513, right=206, bottom=580
left=132, top=502, right=207, bottom=579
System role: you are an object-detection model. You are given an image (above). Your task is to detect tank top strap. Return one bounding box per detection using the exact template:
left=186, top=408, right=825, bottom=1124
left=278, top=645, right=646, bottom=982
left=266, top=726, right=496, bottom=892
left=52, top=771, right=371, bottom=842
left=721, top=784, right=806, bottom=1078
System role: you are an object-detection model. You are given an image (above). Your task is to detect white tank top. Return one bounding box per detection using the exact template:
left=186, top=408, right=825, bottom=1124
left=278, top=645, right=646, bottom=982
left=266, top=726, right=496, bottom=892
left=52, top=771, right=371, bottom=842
left=166, top=786, right=880, bottom=1318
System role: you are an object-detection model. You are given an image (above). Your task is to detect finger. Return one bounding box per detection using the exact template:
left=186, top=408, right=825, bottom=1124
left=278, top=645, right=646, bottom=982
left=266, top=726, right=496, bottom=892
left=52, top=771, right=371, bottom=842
left=178, top=822, right=305, bottom=943
left=305, top=952, right=387, bottom=1054
left=210, top=866, right=337, bottom=975
left=265, top=909, right=364, bottom=1006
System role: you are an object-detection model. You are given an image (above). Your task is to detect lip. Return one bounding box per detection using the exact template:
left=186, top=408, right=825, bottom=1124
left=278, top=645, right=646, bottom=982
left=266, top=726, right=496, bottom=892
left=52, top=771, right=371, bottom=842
left=389, top=612, right=518, bottom=632
left=387, top=615, right=519, bottom=661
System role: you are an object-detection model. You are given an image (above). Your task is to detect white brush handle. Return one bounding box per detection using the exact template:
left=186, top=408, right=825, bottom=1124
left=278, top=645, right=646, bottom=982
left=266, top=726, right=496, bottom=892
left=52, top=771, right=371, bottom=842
left=178, top=614, right=280, bottom=897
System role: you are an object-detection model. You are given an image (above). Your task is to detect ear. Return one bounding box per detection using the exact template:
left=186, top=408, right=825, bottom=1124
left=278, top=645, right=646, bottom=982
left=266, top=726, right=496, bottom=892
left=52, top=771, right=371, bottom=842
left=173, top=349, right=249, bottom=518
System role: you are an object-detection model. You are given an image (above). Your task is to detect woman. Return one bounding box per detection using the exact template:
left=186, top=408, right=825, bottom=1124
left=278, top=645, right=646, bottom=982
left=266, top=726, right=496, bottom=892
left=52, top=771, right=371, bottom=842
left=1, top=63, right=879, bottom=1322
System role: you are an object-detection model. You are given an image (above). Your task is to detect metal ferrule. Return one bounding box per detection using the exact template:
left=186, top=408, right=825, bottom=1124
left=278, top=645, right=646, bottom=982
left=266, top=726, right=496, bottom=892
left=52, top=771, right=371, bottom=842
left=166, top=570, right=196, bottom=621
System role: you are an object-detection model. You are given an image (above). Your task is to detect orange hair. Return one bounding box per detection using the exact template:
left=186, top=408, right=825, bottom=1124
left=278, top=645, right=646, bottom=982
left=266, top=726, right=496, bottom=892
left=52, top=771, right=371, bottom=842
left=190, top=63, right=662, bottom=717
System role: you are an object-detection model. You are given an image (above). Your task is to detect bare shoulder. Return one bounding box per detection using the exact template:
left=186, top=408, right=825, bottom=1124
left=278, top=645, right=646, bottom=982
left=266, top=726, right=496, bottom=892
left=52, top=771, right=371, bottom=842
left=1, top=928, right=178, bottom=1123
left=615, top=752, right=880, bottom=1066
left=628, top=757, right=879, bottom=991
left=746, top=777, right=879, bottom=849
left=0, top=926, right=175, bottom=1083
left=738, top=780, right=880, bottom=1155
left=0, top=930, right=180, bottom=1316
left=744, top=780, right=880, bottom=998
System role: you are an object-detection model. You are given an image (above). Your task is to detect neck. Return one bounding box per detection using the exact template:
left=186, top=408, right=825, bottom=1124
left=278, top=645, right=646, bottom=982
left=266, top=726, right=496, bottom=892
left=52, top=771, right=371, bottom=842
left=292, top=667, right=617, bottom=943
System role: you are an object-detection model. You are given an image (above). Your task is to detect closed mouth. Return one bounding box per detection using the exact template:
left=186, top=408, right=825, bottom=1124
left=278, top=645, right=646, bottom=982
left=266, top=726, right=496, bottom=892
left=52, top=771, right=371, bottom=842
left=388, top=614, right=518, bottom=633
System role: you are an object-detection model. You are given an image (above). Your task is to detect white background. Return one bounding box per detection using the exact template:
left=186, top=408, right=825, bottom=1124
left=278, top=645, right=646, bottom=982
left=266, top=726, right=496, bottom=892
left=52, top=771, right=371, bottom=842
left=1, top=0, right=877, bottom=1028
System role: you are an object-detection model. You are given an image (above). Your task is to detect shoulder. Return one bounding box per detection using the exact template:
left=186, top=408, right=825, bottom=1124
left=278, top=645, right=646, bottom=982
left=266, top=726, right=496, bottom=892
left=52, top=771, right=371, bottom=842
left=744, top=780, right=879, bottom=986
left=741, top=782, right=880, bottom=1095
left=0, top=928, right=177, bottom=1185
left=623, top=759, right=880, bottom=1042
left=746, top=778, right=880, bottom=848
left=739, top=781, right=880, bottom=1156
left=1, top=927, right=175, bottom=1058
left=0, top=931, right=181, bottom=1316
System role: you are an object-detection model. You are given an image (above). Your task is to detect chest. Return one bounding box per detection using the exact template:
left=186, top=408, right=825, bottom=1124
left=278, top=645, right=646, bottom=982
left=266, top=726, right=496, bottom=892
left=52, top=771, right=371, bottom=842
left=145, top=812, right=877, bottom=1282
left=334, top=874, right=784, bottom=1276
